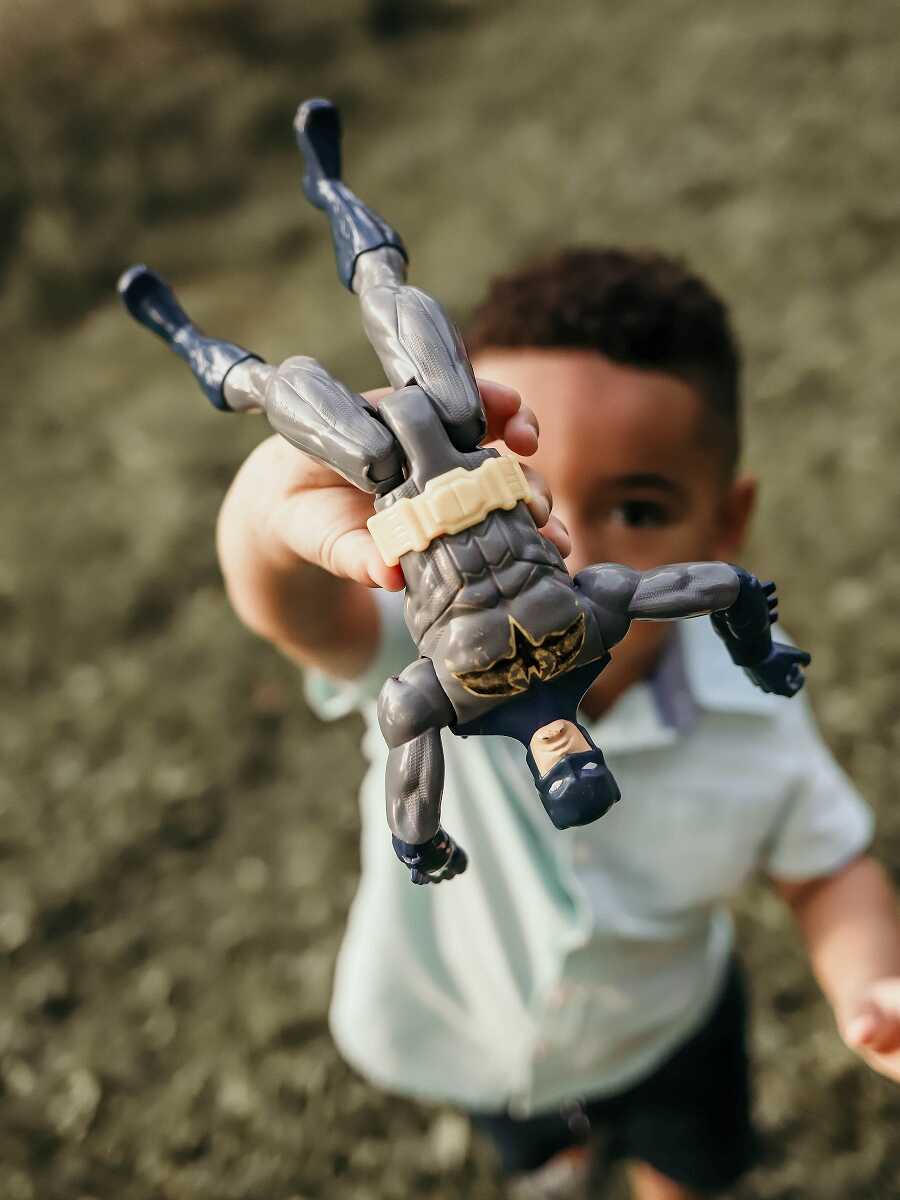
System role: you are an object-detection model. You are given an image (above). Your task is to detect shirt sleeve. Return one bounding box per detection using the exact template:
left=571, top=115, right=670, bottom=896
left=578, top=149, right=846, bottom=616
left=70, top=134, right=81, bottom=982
left=303, top=588, right=417, bottom=721
left=762, top=697, right=875, bottom=882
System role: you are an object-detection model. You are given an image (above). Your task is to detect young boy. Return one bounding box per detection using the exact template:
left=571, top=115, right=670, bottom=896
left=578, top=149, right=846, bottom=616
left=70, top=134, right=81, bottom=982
left=216, top=248, right=900, bottom=1198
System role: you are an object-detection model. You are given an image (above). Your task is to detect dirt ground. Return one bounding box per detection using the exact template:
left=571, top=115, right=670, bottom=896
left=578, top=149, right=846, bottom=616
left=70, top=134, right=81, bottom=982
left=1, top=2, right=899, bottom=1196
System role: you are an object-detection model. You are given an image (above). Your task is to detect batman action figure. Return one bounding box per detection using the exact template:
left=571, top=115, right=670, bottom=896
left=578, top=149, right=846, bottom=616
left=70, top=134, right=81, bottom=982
left=119, top=99, right=810, bottom=887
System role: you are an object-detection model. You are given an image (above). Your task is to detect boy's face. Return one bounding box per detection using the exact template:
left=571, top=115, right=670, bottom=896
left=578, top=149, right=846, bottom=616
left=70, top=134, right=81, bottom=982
left=472, top=348, right=757, bottom=717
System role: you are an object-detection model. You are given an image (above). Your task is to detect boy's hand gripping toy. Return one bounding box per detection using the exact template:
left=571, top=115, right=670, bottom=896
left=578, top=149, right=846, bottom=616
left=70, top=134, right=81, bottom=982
left=119, top=98, right=810, bottom=886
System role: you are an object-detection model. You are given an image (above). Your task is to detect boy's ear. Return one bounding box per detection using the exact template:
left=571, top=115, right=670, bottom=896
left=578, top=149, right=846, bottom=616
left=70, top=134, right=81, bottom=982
left=714, top=473, right=757, bottom=559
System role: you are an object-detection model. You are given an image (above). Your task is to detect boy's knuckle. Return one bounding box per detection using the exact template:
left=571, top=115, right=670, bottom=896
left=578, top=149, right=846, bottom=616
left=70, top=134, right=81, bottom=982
left=318, top=524, right=346, bottom=576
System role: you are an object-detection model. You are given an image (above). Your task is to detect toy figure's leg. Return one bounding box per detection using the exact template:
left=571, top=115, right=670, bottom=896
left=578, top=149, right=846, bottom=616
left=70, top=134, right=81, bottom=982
left=377, top=659, right=468, bottom=885
left=261, top=354, right=404, bottom=493
left=295, top=98, right=485, bottom=451
left=295, top=99, right=407, bottom=291
left=353, top=250, right=486, bottom=451
left=527, top=722, right=621, bottom=830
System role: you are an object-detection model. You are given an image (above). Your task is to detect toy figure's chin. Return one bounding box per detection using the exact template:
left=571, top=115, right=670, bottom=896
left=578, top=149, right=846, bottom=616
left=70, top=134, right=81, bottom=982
left=529, top=719, right=592, bottom=776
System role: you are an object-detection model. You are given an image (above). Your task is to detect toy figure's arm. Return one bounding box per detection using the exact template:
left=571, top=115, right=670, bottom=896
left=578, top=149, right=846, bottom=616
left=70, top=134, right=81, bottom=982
left=576, top=562, right=809, bottom=697
left=577, top=560, right=741, bottom=625
left=707, top=565, right=810, bottom=696
left=627, top=561, right=741, bottom=619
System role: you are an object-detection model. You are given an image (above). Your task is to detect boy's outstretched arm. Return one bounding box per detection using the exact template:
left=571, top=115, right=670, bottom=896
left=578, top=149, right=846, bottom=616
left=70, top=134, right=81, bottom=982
left=773, top=856, right=900, bottom=1083
left=216, top=433, right=382, bottom=679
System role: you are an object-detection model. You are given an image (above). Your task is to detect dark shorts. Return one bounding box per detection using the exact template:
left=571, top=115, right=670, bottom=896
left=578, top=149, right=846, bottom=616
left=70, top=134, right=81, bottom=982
left=470, top=959, right=759, bottom=1194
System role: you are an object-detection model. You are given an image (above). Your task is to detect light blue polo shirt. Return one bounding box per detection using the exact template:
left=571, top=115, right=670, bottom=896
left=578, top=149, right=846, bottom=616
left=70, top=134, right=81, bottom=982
left=305, top=591, right=873, bottom=1116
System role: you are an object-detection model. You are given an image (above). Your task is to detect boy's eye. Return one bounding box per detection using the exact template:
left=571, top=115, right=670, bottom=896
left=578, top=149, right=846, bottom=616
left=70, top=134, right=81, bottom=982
left=612, top=499, right=671, bottom=529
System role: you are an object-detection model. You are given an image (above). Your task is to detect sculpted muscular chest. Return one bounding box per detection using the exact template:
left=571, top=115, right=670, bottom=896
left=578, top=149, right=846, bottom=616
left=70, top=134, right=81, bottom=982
left=371, top=386, right=621, bottom=722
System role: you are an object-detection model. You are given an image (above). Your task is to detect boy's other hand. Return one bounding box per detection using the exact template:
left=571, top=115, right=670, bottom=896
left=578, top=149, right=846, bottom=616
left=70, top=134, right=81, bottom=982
left=220, top=378, right=570, bottom=593
left=776, top=856, right=900, bottom=1091
left=842, top=978, right=900, bottom=1083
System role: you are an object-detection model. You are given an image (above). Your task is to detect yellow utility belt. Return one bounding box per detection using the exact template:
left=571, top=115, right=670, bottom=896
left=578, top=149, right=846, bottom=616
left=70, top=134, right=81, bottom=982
left=367, top=456, right=532, bottom=566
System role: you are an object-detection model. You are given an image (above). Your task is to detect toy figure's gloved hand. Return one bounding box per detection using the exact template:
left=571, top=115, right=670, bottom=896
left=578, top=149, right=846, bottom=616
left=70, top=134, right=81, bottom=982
left=711, top=566, right=775, bottom=662
left=392, top=830, right=468, bottom=885
left=711, top=567, right=810, bottom=697
left=740, top=643, right=811, bottom=696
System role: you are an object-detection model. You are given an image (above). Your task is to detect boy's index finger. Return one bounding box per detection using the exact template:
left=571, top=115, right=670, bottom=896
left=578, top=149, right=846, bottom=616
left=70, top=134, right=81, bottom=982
left=476, top=377, right=539, bottom=453
left=362, top=379, right=519, bottom=409
left=501, top=404, right=539, bottom=455
left=360, top=378, right=537, bottom=452
left=477, top=377, right=521, bottom=411
left=477, top=377, right=520, bottom=429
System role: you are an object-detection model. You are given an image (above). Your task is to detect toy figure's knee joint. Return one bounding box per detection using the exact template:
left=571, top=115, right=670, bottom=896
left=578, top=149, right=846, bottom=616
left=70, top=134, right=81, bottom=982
left=353, top=247, right=407, bottom=295
left=377, top=660, right=453, bottom=749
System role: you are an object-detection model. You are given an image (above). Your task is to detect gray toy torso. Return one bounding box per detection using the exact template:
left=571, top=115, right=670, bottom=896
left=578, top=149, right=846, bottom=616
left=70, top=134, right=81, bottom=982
left=376, top=387, right=611, bottom=726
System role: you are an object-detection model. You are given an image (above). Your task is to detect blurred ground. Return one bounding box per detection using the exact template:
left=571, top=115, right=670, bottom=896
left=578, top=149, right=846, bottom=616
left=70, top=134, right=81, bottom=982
left=1, top=1, right=900, bottom=1196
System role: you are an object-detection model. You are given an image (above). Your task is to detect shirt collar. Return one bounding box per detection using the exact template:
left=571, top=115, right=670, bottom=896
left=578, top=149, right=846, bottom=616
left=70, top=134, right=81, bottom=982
left=580, top=616, right=777, bottom=754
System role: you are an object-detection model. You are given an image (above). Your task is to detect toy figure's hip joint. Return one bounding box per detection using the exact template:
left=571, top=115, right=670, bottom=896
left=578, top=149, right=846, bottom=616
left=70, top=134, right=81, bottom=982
left=367, top=457, right=532, bottom=565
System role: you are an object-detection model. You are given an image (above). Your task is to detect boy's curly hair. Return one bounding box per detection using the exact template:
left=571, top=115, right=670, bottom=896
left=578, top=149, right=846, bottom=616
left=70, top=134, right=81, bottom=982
left=465, top=247, right=741, bottom=473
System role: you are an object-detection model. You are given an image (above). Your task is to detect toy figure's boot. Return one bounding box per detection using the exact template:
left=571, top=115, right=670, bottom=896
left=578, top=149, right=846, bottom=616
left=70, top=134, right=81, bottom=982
left=392, top=829, right=468, bottom=886
left=117, top=265, right=263, bottom=412
left=295, top=98, right=407, bottom=291
left=528, top=748, right=621, bottom=830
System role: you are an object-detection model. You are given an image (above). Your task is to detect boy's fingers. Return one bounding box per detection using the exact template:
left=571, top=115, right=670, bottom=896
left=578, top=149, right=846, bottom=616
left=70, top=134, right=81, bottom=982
left=362, top=378, right=537, bottom=454
left=273, top=379, right=541, bottom=585
left=522, top=464, right=553, bottom=528
left=845, top=1000, right=900, bottom=1055
left=541, top=514, right=572, bottom=558
left=330, top=534, right=404, bottom=592
left=477, top=378, right=538, bottom=451
left=366, top=556, right=406, bottom=592
left=845, top=1010, right=879, bottom=1048
left=275, top=482, right=407, bottom=591
left=478, top=376, right=521, bottom=414
left=502, top=404, right=539, bottom=455
left=519, top=463, right=571, bottom=556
